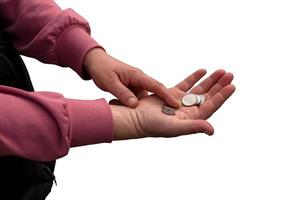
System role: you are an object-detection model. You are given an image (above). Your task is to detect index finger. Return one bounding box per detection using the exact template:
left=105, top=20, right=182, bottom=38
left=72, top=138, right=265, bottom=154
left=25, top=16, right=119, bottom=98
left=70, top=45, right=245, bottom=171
left=138, top=74, right=180, bottom=108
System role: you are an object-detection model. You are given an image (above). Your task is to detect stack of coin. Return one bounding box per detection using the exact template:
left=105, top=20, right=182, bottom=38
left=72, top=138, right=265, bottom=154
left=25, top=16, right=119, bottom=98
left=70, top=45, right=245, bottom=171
left=161, top=93, right=205, bottom=115
left=161, top=104, right=176, bottom=115
left=182, top=93, right=206, bottom=107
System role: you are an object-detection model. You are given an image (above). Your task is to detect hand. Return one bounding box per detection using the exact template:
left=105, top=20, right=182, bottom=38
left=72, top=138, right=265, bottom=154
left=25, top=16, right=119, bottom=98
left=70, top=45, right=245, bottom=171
left=84, top=48, right=180, bottom=108
left=110, top=69, right=235, bottom=140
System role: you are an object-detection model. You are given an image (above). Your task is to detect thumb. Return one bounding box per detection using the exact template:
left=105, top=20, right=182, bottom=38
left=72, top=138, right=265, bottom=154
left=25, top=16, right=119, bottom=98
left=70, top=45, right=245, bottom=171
left=110, top=82, right=138, bottom=108
left=173, top=119, right=214, bottom=136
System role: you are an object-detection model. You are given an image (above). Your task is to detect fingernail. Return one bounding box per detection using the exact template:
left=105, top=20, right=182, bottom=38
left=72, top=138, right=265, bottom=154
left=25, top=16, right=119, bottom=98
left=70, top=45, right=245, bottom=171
left=205, top=131, right=214, bottom=136
left=128, top=97, right=137, bottom=107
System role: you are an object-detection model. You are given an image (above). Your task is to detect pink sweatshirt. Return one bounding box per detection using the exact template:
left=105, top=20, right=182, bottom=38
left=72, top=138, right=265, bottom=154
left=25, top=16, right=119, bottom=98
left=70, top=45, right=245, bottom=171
left=0, top=0, right=113, bottom=161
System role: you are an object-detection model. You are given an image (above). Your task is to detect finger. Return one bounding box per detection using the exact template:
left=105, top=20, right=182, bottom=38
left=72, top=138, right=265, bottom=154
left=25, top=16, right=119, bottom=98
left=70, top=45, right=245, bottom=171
left=170, top=119, right=214, bottom=136
left=199, top=84, right=236, bottom=119
left=206, top=72, right=234, bottom=98
left=136, top=90, right=149, bottom=99
left=110, top=82, right=139, bottom=108
left=191, top=69, right=226, bottom=94
left=130, top=86, right=149, bottom=99
left=175, top=69, right=207, bottom=92
left=136, top=74, right=180, bottom=108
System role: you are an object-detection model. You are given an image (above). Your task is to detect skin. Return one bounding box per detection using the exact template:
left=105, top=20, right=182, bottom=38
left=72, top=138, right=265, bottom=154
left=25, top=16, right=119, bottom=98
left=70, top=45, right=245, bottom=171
left=109, top=69, right=235, bottom=140
left=84, top=48, right=181, bottom=108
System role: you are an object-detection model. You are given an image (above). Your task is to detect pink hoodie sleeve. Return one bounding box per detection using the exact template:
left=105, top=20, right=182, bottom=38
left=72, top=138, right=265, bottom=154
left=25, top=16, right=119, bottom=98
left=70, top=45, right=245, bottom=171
left=0, top=85, right=113, bottom=161
left=0, top=0, right=105, bottom=80
left=0, top=1, right=113, bottom=161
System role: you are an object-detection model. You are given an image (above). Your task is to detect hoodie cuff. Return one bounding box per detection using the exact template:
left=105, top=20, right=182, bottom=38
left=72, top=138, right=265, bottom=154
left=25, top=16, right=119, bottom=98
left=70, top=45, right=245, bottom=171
left=65, top=98, right=113, bottom=147
left=56, top=25, right=106, bottom=80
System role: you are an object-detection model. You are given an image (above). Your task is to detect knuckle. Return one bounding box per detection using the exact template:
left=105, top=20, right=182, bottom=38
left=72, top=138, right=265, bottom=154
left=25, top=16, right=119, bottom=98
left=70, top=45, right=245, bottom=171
left=132, top=68, right=144, bottom=77
left=117, top=88, right=132, bottom=98
left=129, top=67, right=139, bottom=74
left=190, top=75, right=198, bottom=83
left=108, top=72, right=118, bottom=80
left=131, top=66, right=142, bottom=72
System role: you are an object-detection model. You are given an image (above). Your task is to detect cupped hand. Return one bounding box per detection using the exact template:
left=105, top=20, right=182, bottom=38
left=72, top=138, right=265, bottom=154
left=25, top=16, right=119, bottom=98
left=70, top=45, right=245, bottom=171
left=110, top=69, right=235, bottom=140
left=84, top=48, right=180, bottom=108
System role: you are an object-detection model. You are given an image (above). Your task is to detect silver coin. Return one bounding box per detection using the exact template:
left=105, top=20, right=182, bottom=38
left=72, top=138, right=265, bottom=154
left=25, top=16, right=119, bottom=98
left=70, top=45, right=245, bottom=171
left=161, top=104, right=176, bottom=115
left=196, top=95, right=202, bottom=104
left=198, top=94, right=206, bottom=104
left=182, top=93, right=198, bottom=106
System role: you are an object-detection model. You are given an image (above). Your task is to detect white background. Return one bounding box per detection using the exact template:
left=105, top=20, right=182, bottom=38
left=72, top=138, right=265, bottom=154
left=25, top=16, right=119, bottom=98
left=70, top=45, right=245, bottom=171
left=22, top=0, right=300, bottom=199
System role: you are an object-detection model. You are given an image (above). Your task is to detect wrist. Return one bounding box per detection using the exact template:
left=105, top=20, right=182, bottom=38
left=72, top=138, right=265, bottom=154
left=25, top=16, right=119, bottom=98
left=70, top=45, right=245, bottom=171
left=83, top=48, right=107, bottom=76
left=110, top=105, right=143, bottom=140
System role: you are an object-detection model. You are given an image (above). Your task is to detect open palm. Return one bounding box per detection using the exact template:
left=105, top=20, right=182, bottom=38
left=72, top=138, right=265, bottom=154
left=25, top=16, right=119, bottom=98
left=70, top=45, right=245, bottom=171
left=111, top=69, right=235, bottom=139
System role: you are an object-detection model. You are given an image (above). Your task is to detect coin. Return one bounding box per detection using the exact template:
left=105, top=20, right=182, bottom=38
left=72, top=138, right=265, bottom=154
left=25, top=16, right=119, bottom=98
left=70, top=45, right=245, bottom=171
left=161, top=104, right=176, bottom=115
left=196, top=95, right=202, bottom=104
left=198, top=94, right=206, bottom=104
left=182, top=93, right=198, bottom=106
left=182, top=93, right=206, bottom=106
